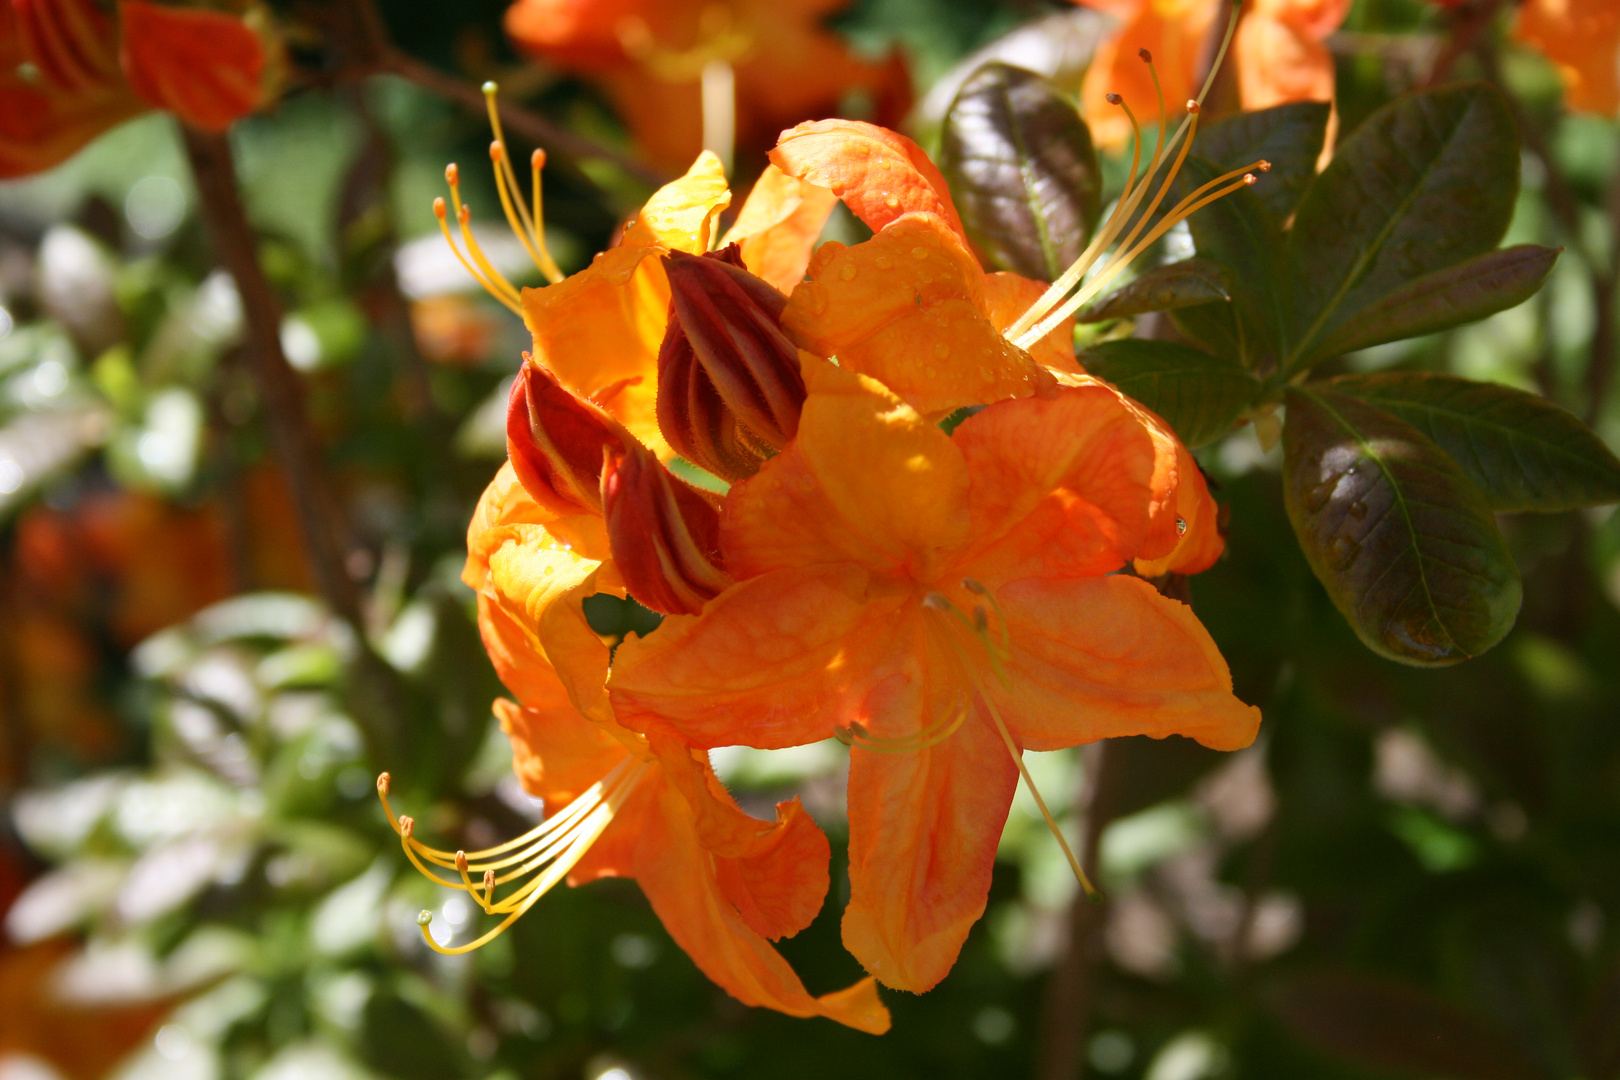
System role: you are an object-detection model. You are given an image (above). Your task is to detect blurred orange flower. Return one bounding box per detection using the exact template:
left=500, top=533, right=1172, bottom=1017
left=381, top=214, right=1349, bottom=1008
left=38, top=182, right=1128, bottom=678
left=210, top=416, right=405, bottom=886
left=502, top=0, right=909, bottom=170
left=1513, top=0, right=1620, bottom=114
left=1073, top=0, right=1349, bottom=148
left=0, top=0, right=266, bottom=177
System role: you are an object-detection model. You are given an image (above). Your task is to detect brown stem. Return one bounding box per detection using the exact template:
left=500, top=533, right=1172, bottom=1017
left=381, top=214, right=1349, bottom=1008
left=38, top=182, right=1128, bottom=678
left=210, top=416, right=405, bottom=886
left=1424, top=0, right=1506, bottom=88
left=1036, top=739, right=1127, bottom=1080
left=181, top=127, right=401, bottom=764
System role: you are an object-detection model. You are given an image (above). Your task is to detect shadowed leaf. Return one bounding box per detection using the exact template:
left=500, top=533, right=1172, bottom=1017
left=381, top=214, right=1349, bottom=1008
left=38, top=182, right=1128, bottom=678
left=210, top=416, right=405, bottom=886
left=1285, top=83, right=1520, bottom=369
left=1329, top=372, right=1620, bottom=511
left=1081, top=339, right=1258, bottom=447
left=1305, top=245, right=1559, bottom=364
left=1076, top=258, right=1233, bottom=322
left=1282, top=386, right=1520, bottom=665
left=1191, top=101, right=1331, bottom=224
left=939, top=62, right=1101, bottom=281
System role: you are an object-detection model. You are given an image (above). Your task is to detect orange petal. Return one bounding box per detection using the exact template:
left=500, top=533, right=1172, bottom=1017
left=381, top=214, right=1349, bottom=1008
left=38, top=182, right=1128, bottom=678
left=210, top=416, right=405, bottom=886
left=982, top=271, right=1081, bottom=374
left=993, top=574, right=1261, bottom=752
left=948, top=383, right=1162, bottom=585
left=649, top=731, right=829, bottom=941
left=0, top=81, right=143, bottom=178
left=784, top=217, right=1053, bottom=417
left=502, top=0, right=647, bottom=68
left=1513, top=0, right=1620, bottom=114
left=1235, top=8, right=1336, bottom=111
left=623, top=150, right=732, bottom=254
left=1133, top=441, right=1224, bottom=577
left=633, top=780, right=891, bottom=1032
left=118, top=0, right=264, bottom=132
left=722, top=357, right=970, bottom=579
left=770, top=119, right=967, bottom=243
left=721, top=163, right=840, bottom=293
left=521, top=243, right=671, bottom=456
left=463, top=463, right=544, bottom=591
left=841, top=709, right=1018, bottom=992
left=610, top=562, right=912, bottom=750
left=493, top=691, right=626, bottom=809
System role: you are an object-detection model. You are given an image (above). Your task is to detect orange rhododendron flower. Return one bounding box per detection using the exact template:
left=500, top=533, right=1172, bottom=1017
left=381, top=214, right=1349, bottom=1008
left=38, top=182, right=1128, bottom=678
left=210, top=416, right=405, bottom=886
left=1513, top=0, right=1620, bottom=115
left=604, top=112, right=1262, bottom=993
left=609, top=358, right=1260, bottom=992
left=1072, top=0, right=1349, bottom=149
left=502, top=0, right=909, bottom=170
left=0, top=0, right=265, bottom=177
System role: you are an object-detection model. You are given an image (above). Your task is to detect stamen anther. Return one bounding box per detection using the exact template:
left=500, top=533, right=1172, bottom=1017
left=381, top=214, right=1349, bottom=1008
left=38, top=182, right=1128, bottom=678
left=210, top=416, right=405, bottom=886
left=1243, top=174, right=1257, bottom=185
left=455, top=850, right=468, bottom=873
left=1138, top=47, right=1152, bottom=62
left=1258, top=159, right=1273, bottom=172
left=399, top=815, right=414, bottom=838
left=1187, top=100, right=1200, bottom=114
left=377, top=772, right=390, bottom=794
left=417, top=910, right=433, bottom=926
left=1106, top=92, right=1123, bottom=105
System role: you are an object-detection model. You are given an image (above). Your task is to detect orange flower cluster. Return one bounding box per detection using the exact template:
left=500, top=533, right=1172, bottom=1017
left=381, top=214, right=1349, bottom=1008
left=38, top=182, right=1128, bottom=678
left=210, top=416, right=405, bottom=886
left=1512, top=0, right=1619, bottom=114
left=1074, top=0, right=1350, bottom=148
left=393, top=68, right=1261, bottom=1024
left=502, top=0, right=909, bottom=170
left=0, top=0, right=266, bottom=178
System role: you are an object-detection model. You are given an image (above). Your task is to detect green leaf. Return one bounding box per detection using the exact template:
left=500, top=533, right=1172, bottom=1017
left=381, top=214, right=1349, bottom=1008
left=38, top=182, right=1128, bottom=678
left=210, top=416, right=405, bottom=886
left=1303, top=245, right=1559, bottom=364
left=1282, top=386, right=1520, bottom=666
left=1190, top=101, right=1330, bottom=224
left=1286, top=83, right=1520, bottom=369
left=1328, top=372, right=1620, bottom=511
left=1081, top=339, right=1259, bottom=447
left=939, top=62, right=1101, bottom=282
left=1075, top=258, right=1232, bottom=322
left=1180, top=156, right=1289, bottom=364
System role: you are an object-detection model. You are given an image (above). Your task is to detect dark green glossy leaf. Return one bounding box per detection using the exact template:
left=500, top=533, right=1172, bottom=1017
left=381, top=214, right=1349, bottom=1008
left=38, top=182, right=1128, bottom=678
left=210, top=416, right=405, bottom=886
left=1081, top=339, right=1259, bottom=447
left=1190, top=100, right=1330, bottom=223
left=939, top=62, right=1101, bottom=281
left=1285, top=83, right=1520, bottom=369
left=1328, top=372, right=1620, bottom=512
left=1180, top=156, right=1288, bottom=363
left=1283, top=386, right=1520, bottom=665
left=1075, top=258, right=1232, bottom=322
left=1304, top=245, right=1559, bottom=364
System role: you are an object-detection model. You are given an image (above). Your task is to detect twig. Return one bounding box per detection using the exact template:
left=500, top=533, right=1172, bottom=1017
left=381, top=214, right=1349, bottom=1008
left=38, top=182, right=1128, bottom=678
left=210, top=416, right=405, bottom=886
left=1424, top=0, right=1506, bottom=87
left=1036, top=739, right=1127, bottom=1080
left=181, top=127, right=402, bottom=765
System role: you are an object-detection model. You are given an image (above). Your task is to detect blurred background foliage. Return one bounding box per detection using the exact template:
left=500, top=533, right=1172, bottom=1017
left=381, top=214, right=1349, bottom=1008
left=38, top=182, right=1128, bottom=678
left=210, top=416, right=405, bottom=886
left=0, top=1, right=1617, bottom=1079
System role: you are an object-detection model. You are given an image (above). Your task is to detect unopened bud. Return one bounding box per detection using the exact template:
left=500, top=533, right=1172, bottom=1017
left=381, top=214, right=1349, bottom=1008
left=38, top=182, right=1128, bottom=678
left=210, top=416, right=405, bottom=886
left=601, top=441, right=731, bottom=615
left=506, top=360, right=630, bottom=515
left=657, top=245, right=807, bottom=482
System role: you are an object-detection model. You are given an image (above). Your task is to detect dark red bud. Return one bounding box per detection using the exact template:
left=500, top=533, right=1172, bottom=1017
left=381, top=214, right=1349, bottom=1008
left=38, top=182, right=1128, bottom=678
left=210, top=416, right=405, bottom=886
left=601, top=441, right=730, bottom=616
left=506, top=360, right=629, bottom=515
left=657, top=245, right=806, bottom=483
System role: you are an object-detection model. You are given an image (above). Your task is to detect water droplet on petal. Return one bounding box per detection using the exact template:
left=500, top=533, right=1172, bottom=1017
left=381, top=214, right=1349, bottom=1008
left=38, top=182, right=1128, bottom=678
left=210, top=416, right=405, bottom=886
left=934, top=343, right=949, bottom=359
left=911, top=247, right=929, bottom=261
left=884, top=193, right=899, bottom=208
left=839, top=263, right=857, bottom=281
left=1175, top=517, right=1188, bottom=536
left=875, top=254, right=893, bottom=269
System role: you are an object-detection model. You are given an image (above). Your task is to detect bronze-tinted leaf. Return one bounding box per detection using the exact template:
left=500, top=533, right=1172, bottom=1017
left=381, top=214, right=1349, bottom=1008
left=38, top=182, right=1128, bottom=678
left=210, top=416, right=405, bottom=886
left=1282, top=386, right=1520, bottom=666
left=939, top=62, right=1100, bottom=281
left=1081, top=339, right=1258, bottom=448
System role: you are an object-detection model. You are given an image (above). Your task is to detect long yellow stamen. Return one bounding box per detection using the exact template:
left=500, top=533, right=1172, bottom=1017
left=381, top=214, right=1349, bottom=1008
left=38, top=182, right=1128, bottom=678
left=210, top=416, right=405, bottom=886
left=379, top=761, right=651, bottom=954
left=433, top=192, right=522, bottom=316
left=921, top=590, right=1101, bottom=901
left=1005, top=5, right=1248, bottom=344
left=835, top=694, right=970, bottom=753
left=482, top=82, right=565, bottom=285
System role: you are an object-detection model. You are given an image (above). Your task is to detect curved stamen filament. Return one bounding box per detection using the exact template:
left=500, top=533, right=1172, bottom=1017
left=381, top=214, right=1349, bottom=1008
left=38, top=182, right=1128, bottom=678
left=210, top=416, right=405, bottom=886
left=483, top=83, right=565, bottom=285
left=1006, top=4, right=1247, bottom=343
left=1014, top=160, right=1268, bottom=349
left=836, top=694, right=969, bottom=753
left=922, top=590, right=1101, bottom=900
left=380, top=760, right=651, bottom=954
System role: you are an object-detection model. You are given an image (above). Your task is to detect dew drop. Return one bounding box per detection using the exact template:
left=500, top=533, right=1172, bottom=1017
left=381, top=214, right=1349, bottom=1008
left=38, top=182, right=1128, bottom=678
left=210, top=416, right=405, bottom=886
left=544, top=564, right=555, bottom=575
left=1347, top=501, right=1369, bottom=520
left=934, top=343, right=950, bottom=359
left=917, top=272, right=933, bottom=284
left=875, top=254, right=893, bottom=269
left=911, top=247, right=929, bottom=261
left=1328, top=535, right=1360, bottom=570
left=925, top=366, right=937, bottom=378
left=1175, top=517, right=1187, bottom=537
left=839, top=263, right=857, bottom=281
left=884, top=193, right=899, bottom=208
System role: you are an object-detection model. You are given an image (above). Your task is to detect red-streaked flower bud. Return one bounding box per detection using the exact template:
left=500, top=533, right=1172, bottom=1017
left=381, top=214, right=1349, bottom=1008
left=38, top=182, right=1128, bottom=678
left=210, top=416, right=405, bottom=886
left=602, top=442, right=730, bottom=616
left=506, top=359, right=628, bottom=515
left=657, top=245, right=806, bottom=483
